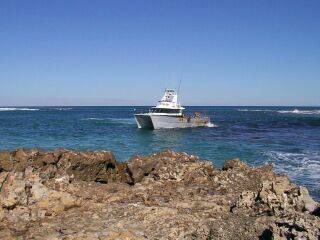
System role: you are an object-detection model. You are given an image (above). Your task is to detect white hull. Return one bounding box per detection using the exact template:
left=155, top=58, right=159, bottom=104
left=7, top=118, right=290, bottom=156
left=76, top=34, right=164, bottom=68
left=135, top=114, right=209, bottom=129
left=134, top=114, right=154, bottom=129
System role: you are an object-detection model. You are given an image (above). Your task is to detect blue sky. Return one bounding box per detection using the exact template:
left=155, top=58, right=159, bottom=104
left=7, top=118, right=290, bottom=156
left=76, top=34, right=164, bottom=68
left=0, top=0, right=319, bottom=106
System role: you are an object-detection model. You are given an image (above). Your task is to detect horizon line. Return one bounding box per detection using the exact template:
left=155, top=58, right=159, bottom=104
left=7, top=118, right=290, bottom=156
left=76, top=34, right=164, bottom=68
left=1, top=105, right=319, bottom=108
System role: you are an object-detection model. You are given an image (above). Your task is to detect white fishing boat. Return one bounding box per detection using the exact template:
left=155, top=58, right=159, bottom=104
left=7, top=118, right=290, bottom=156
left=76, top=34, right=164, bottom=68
left=134, top=89, right=211, bottom=129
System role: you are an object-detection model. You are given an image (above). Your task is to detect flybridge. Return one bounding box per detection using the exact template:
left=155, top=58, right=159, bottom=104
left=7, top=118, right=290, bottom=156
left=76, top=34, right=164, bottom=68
left=155, top=89, right=184, bottom=110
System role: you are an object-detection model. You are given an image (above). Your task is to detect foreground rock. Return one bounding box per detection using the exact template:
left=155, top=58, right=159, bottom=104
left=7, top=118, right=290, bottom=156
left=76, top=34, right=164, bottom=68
left=0, top=148, right=319, bottom=239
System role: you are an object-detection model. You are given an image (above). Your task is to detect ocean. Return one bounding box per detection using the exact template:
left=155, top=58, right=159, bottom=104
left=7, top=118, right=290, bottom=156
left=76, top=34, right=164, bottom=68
left=0, top=106, right=319, bottom=201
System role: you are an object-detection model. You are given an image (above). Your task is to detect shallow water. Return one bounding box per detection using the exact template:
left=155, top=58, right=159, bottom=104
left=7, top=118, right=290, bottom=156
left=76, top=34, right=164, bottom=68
left=0, top=106, right=319, bottom=200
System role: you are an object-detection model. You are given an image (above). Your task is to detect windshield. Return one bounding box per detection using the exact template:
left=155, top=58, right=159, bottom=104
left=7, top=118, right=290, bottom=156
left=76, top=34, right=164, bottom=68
left=151, top=108, right=181, bottom=114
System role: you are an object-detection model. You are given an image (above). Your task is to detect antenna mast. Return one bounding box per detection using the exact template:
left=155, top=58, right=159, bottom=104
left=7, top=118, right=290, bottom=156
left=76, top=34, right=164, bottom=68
left=177, top=72, right=183, bottom=104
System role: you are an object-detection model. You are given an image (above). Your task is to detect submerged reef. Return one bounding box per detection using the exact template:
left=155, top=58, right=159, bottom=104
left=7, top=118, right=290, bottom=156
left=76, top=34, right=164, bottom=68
left=0, top=148, right=319, bottom=239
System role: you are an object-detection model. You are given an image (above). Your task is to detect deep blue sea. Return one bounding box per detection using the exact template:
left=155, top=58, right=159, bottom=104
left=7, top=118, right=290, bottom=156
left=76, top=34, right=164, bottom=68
left=0, top=106, right=319, bottom=200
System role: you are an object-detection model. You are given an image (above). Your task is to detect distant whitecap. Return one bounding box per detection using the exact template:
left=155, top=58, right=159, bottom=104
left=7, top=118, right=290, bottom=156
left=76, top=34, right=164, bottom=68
left=53, top=107, right=72, bottom=111
left=0, top=107, right=39, bottom=111
left=278, top=109, right=320, bottom=115
left=237, top=109, right=274, bottom=112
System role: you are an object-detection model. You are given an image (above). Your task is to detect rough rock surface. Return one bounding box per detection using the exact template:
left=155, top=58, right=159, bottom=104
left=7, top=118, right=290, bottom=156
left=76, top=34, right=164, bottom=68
left=0, top=148, right=319, bottom=239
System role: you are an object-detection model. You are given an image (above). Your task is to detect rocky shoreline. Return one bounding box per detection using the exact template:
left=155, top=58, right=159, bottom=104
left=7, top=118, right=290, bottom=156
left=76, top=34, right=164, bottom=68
left=0, top=148, right=319, bottom=239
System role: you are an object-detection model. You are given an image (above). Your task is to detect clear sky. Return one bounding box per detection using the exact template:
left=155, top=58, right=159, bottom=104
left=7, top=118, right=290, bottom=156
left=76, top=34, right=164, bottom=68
left=0, top=0, right=319, bottom=106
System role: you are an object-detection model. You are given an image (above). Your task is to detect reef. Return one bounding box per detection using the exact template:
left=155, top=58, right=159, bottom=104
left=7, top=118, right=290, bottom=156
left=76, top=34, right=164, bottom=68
left=0, top=148, right=319, bottom=239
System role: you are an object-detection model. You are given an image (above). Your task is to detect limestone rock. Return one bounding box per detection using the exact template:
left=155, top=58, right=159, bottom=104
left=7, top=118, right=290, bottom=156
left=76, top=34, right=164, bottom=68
left=0, top=149, right=134, bottom=185
left=233, top=191, right=257, bottom=209
left=298, top=186, right=318, bottom=212
left=0, top=148, right=318, bottom=239
left=65, top=150, right=133, bottom=184
left=222, top=158, right=247, bottom=170
left=127, top=148, right=213, bottom=184
left=0, top=172, right=27, bottom=209
left=0, top=150, right=12, bottom=172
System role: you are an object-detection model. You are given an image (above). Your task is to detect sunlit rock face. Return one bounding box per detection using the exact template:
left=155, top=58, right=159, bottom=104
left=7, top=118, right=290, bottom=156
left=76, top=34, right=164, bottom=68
left=0, top=148, right=319, bottom=239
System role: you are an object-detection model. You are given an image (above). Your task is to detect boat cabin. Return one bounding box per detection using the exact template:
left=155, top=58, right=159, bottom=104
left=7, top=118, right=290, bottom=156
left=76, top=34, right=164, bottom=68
left=154, top=89, right=185, bottom=111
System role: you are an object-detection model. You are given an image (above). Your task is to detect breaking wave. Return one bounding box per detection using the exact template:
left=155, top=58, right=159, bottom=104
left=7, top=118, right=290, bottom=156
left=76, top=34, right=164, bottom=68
left=278, top=109, right=320, bottom=115
left=263, top=150, right=320, bottom=198
left=238, top=108, right=320, bottom=115
left=237, top=109, right=274, bottom=112
left=52, top=108, right=72, bottom=111
left=0, top=107, right=39, bottom=111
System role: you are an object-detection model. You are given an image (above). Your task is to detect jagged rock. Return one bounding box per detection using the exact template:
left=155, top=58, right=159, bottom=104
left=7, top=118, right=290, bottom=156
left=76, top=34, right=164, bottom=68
left=0, top=172, right=27, bottom=209
left=267, top=216, right=320, bottom=240
left=127, top=148, right=213, bottom=184
left=0, top=151, right=12, bottom=172
left=298, top=186, right=318, bottom=212
left=0, top=149, right=134, bottom=185
left=222, top=158, right=247, bottom=170
left=0, top=207, right=4, bottom=221
left=0, top=148, right=318, bottom=239
left=313, top=207, right=320, bottom=217
left=185, top=222, right=214, bottom=239
left=105, top=230, right=146, bottom=240
left=36, top=190, right=81, bottom=214
left=65, top=150, right=133, bottom=184
left=0, top=172, right=8, bottom=188
left=233, top=190, right=257, bottom=209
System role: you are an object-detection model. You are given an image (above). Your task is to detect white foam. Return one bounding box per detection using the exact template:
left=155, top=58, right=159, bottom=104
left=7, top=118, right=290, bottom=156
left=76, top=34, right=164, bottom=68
left=238, top=108, right=320, bottom=115
left=102, top=117, right=136, bottom=125
left=278, top=109, right=320, bottom=115
left=53, top=108, right=72, bottom=111
left=263, top=151, right=320, bottom=192
left=237, top=109, right=274, bottom=112
left=0, top=107, right=39, bottom=111
left=82, top=117, right=135, bottom=124
left=206, top=122, right=218, bottom=128
left=82, top=118, right=105, bottom=121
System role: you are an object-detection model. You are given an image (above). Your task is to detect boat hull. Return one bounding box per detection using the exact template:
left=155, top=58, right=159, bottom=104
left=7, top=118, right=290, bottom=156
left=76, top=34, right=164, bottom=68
left=151, top=115, right=209, bottom=129
left=135, top=114, right=209, bottom=129
left=134, top=114, right=154, bottom=129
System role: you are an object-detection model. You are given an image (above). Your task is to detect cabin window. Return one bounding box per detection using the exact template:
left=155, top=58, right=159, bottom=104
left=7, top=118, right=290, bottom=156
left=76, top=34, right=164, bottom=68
left=151, top=108, right=180, bottom=114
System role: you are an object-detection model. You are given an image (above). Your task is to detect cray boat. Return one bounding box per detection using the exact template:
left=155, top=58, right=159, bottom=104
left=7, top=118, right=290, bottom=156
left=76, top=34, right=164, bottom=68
left=134, top=89, right=211, bottom=129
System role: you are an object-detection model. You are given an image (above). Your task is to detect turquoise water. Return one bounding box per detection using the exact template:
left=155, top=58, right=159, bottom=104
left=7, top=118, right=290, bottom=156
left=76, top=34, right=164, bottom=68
left=0, top=106, right=319, bottom=200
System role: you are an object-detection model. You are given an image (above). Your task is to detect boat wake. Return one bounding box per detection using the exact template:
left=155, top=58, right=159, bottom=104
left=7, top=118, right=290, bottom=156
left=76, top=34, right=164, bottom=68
left=82, top=118, right=106, bottom=121
left=206, top=122, right=218, bottom=128
left=0, top=107, right=39, bottom=111
left=82, top=117, right=136, bottom=125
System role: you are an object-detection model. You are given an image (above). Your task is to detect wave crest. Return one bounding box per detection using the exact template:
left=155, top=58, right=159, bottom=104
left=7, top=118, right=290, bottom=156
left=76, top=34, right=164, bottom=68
left=0, top=108, right=39, bottom=111
left=53, top=108, right=72, bottom=111
left=263, top=150, right=320, bottom=197
left=238, top=108, right=320, bottom=115
left=237, top=109, right=273, bottom=112
left=278, top=109, right=320, bottom=115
